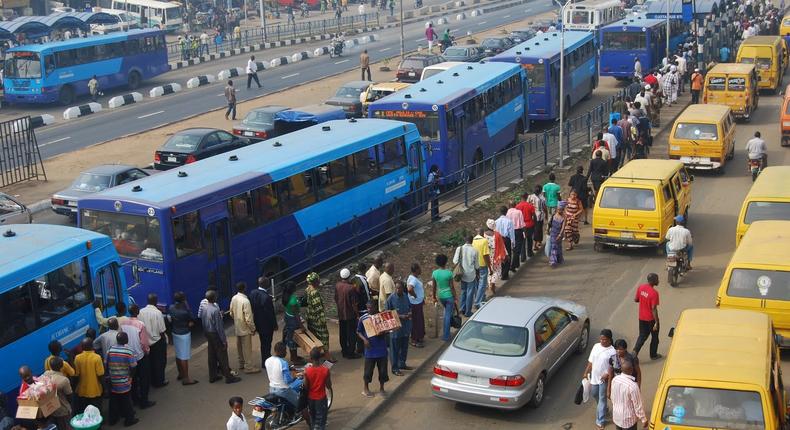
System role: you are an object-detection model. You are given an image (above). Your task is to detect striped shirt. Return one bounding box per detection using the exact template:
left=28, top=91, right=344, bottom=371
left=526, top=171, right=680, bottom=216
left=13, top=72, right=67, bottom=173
left=611, top=374, right=646, bottom=429
left=107, top=345, right=137, bottom=394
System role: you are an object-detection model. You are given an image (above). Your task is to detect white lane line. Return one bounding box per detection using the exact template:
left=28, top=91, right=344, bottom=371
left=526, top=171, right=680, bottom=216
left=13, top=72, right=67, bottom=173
left=450, top=29, right=458, bottom=33
left=525, top=7, right=532, bottom=12
left=281, top=73, right=300, bottom=79
left=414, top=38, right=423, bottom=42
left=334, top=59, right=350, bottom=64
left=477, top=20, right=487, bottom=25
left=138, top=110, right=164, bottom=119
left=217, top=93, right=225, bottom=96
left=504, top=14, right=511, bottom=18
left=379, top=47, right=391, bottom=52
left=41, top=136, right=71, bottom=147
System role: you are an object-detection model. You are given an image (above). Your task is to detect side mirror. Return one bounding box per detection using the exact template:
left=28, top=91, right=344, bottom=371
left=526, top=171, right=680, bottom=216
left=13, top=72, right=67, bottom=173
left=668, top=327, right=675, bottom=338
left=570, top=314, right=579, bottom=322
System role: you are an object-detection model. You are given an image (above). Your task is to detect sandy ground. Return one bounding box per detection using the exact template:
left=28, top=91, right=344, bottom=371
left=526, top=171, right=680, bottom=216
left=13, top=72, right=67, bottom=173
left=2, top=11, right=555, bottom=206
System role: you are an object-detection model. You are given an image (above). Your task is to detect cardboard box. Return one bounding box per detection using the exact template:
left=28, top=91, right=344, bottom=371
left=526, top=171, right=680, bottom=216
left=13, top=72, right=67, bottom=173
left=294, top=328, right=324, bottom=354
left=16, top=389, right=60, bottom=419
left=363, top=310, right=402, bottom=337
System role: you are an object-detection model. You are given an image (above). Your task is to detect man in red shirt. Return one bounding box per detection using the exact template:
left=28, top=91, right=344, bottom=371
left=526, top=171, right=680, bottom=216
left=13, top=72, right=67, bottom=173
left=303, top=347, right=332, bottom=429
left=643, top=71, right=658, bottom=90
left=633, top=273, right=661, bottom=360
left=515, top=193, right=537, bottom=260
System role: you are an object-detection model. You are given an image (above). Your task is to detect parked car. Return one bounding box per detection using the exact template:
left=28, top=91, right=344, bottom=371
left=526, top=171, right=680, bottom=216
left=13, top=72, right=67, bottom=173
left=509, top=29, right=537, bottom=44
left=154, top=128, right=253, bottom=170
left=325, top=81, right=373, bottom=118
left=0, top=192, right=32, bottom=224
left=481, top=37, right=515, bottom=56
left=232, top=105, right=289, bottom=141
left=51, top=165, right=152, bottom=218
left=396, top=53, right=444, bottom=83
left=431, top=296, right=590, bottom=410
left=360, top=82, right=412, bottom=115
left=420, top=61, right=467, bottom=81
left=440, top=45, right=486, bottom=63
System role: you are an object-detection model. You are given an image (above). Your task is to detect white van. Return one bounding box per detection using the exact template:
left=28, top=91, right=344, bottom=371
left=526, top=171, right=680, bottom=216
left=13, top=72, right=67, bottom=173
left=90, top=8, right=140, bottom=34
left=420, top=61, right=467, bottom=81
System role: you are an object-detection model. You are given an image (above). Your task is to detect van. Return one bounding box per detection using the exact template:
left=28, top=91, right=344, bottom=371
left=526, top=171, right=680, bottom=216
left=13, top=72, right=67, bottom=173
left=668, top=104, right=735, bottom=172
left=737, top=36, right=786, bottom=93
left=649, top=308, right=788, bottom=430
left=780, top=14, right=790, bottom=53
left=716, top=221, right=790, bottom=346
left=735, top=166, right=790, bottom=245
left=359, top=82, right=411, bottom=115
left=780, top=84, right=790, bottom=146
left=419, top=61, right=467, bottom=81
left=592, top=159, right=692, bottom=249
left=702, top=63, right=759, bottom=121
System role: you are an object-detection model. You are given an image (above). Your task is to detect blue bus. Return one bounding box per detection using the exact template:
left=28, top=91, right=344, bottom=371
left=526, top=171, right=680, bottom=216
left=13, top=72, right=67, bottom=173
left=600, top=15, right=688, bottom=80
left=488, top=31, right=597, bottom=121
left=1, top=224, right=129, bottom=406
left=3, top=28, right=168, bottom=105
left=77, top=119, right=426, bottom=312
left=368, top=62, right=527, bottom=180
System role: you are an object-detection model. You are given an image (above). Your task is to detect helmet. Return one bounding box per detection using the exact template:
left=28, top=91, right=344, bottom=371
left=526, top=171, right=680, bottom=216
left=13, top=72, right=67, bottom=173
left=674, top=215, right=685, bottom=223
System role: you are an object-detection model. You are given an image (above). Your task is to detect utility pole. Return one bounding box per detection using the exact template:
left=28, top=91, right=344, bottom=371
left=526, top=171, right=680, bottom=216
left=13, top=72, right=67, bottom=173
left=400, top=0, right=405, bottom=58
left=260, top=0, right=267, bottom=40
left=557, top=0, right=571, bottom=168
left=666, top=0, right=670, bottom=61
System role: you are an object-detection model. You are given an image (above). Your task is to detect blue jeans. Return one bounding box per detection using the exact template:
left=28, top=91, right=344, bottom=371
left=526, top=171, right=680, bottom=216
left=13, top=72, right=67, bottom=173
left=459, top=280, right=476, bottom=316
left=666, top=243, right=694, bottom=264
left=308, top=397, right=328, bottom=429
left=590, top=381, right=608, bottom=426
left=474, top=267, right=488, bottom=308
left=283, top=313, right=300, bottom=350
left=272, top=377, right=302, bottom=409
left=390, top=335, right=409, bottom=372
left=440, top=297, right=454, bottom=341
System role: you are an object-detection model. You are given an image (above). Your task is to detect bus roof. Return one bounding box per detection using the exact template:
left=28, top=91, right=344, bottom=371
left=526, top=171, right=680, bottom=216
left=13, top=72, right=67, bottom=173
left=741, top=35, right=783, bottom=47
left=566, top=0, right=621, bottom=9
left=368, top=62, right=521, bottom=108
left=7, top=28, right=163, bottom=53
left=608, top=159, right=684, bottom=182
left=730, top=221, right=790, bottom=268
left=0, top=224, right=111, bottom=292
left=490, top=31, right=594, bottom=62
left=85, top=119, right=417, bottom=209
left=745, top=166, right=790, bottom=200
left=706, top=63, right=756, bottom=75
left=601, top=14, right=666, bottom=31
left=675, top=104, right=731, bottom=122
left=665, top=308, right=771, bottom=387
left=274, top=104, right=345, bottom=123
left=117, top=0, right=181, bottom=6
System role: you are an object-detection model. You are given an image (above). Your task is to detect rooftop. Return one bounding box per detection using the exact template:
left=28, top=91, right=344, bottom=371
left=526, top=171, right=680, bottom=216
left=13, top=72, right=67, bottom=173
left=731, top=221, right=790, bottom=267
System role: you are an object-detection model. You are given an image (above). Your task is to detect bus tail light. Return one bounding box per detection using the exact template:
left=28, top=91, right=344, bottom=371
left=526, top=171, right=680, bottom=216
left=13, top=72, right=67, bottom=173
left=433, top=365, right=457, bottom=379
left=185, top=154, right=197, bottom=164
left=646, top=232, right=660, bottom=238
left=489, top=375, right=525, bottom=387
left=594, top=228, right=608, bottom=235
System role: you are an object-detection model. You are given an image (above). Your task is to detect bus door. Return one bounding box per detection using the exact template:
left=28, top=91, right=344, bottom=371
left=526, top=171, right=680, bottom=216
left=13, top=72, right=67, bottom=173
left=203, top=218, right=232, bottom=303
left=408, top=139, right=426, bottom=215
left=95, top=263, right=122, bottom=317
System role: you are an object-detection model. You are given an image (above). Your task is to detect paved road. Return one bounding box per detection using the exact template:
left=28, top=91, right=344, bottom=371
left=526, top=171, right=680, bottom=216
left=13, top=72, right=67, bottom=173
left=8, top=0, right=552, bottom=160
left=361, top=84, right=790, bottom=430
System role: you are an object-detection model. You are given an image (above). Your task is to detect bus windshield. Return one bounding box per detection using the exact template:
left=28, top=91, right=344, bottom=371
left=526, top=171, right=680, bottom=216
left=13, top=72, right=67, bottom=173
left=4, top=52, right=42, bottom=78
left=744, top=201, right=790, bottom=224
left=81, top=209, right=163, bottom=261
left=522, top=63, right=546, bottom=87
left=673, top=123, right=719, bottom=141
left=727, top=268, right=790, bottom=301
left=600, top=187, right=656, bottom=211
left=662, top=386, right=765, bottom=428
left=165, top=7, right=181, bottom=19
left=372, top=110, right=440, bottom=140
left=602, top=32, right=646, bottom=50
left=570, top=10, right=590, bottom=24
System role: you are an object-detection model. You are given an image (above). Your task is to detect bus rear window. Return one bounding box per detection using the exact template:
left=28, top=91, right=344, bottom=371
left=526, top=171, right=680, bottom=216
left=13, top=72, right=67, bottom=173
left=756, top=58, right=773, bottom=70
left=662, top=386, right=765, bottom=428
left=599, top=187, right=656, bottom=211
left=744, top=201, right=790, bottom=224
left=81, top=209, right=163, bottom=261
left=4, top=51, right=41, bottom=78
left=728, top=77, right=746, bottom=91
left=570, top=10, right=589, bottom=24
left=727, top=268, right=790, bottom=301
left=522, top=63, right=545, bottom=87
left=707, top=76, right=726, bottom=91
left=372, top=110, right=439, bottom=141
left=602, top=32, right=646, bottom=50
left=673, top=123, right=719, bottom=141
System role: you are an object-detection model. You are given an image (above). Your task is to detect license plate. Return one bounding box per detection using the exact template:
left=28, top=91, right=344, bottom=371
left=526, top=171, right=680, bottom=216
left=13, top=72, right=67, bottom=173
left=457, top=374, right=487, bottom=386
left=243, top=131, right=254, bottom=137
left=667, top=260, right=677, bottom=267
left=251, top=409, right=266, bottom=418
left=167, top=156, right=177, bottom=163
left=620, top=232, right=634, bottom=239
left=408, top=72, right=416, bottom=77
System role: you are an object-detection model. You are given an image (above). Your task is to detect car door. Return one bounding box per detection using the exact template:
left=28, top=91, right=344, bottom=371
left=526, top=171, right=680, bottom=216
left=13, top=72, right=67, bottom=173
left=543, top=307, right=576, bottom=363
left=533, top=313, right=561, bottom=376
left=198, top=132, right=223, bottom=159
left=0, top=193, right=31, bottom=224
left=216, top=130, right=242, bottom=150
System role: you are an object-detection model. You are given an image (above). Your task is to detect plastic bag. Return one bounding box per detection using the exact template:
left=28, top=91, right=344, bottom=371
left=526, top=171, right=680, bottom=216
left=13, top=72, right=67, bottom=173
left=73, top=405, right=102, bottom=426
left=582, top=377, right=591, bottom=403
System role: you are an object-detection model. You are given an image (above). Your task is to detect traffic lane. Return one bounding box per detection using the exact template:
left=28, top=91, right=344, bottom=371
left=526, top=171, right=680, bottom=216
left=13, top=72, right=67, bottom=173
left=34, top=2, right=554, bottom=158
left=364, top=94, right=790, bottom=430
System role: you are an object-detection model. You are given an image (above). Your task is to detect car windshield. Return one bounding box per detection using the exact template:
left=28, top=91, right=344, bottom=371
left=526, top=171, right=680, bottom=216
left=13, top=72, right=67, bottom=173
left=443, top=47, right=467, bottom=57
left=70, top=173, right=112, bottom=192
left=673, top=123, right=719, bottom=141
left=744, top=201, right=790, bottom=224
left=482, top=39, right=503, bottom=48
left=600, top=187, right=656, bottom=211
left=727, top=268, right=790, bottom=301
left=81, top=209, right=163, bottom=261
left=661, top=386, right=765, bottom=429
left=243, top=110, right=275, bottom=126
left=335, top=86, right=364, bottom=97
left=4, top=52, right=42, bottom=78
left=399, top=59, right=425, bottom=69
left=163, top=133, right=202, bottom=150
left=454, top=320, right=528, bottom=356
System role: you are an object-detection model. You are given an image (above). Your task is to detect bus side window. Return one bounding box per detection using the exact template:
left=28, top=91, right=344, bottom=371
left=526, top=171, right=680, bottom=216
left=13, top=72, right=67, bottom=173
left=44, top=55, right=55, bottom=75
left=251, top=185, right=280, bottom=225
left=172, top=212, right=203, bottom=258
left=96, top=263, right=120, bottom=312
left=228, top=191, right=256, bottom=235
left=36, top=258, right=93, bottom=326
left=378, top=137, right=407, bottom=174
left=0, top=283, right=36, bottom=347
left=277, top=172, right=317, bottom=215
left=56, top=50, right=75, bottom=67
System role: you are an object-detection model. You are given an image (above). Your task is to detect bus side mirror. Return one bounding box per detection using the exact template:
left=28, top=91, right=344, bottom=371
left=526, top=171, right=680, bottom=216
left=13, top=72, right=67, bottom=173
left=668, top=327, right=675, bottom=338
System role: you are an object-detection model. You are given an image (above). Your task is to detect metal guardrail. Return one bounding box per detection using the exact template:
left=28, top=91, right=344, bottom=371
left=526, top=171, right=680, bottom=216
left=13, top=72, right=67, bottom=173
left=0, top=116, right=47, bottom=187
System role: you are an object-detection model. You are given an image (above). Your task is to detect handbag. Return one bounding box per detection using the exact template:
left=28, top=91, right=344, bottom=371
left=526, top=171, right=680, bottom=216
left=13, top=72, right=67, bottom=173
left=450, top=308, right=462, bottom=329
left=452, top=246, right=464, bottom=282
left=574, top=383, right=584, bottom=405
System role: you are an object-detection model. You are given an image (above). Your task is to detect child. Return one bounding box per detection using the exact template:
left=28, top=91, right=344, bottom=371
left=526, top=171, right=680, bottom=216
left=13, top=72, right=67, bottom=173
left=303, top=347, right=332, bottom=430
left=226, top=396, right=249, bottom=430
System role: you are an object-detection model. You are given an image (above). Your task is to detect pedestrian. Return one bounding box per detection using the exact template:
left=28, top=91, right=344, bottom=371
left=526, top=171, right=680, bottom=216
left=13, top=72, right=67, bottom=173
left=42, top=357, right=74, bottom=430
left=107, top=332, right=139, bottom=427
left=608, top=339, right=642, bottom=389
left=88, top=75, right=99, bottom=102
left=484, top=219, right=505, bottom=297
left=358, top=300, right=389, bottom=397
left=527, top=186, right=547, bottom=253
left=494, top=206, right=515, bottom=280
left=662, top=66, right=679, bottom=106
left=431, top=253, right=458, bottom=342
left=505, top=200, right=526, bottom=271
left=608, top=118, right=624, bottom=168
left=563, top=191, right=583, bottom=250
left=73, top=338, right=104, bottom=415
left=226, top=396, right=249, bottom=430
left=542, top=173, right=561, bottom=215
left=214, top=31, right=223, bottom=53
left=582, top=329, right=616, bottom=430
left=690, top=68, right=703, bottom=104
left=93, top=318, right=120, bottom=361
left=304, top=347, right=332, bottom=430
left=246, top=55, right=262, bottom=89
left=602, top=126, right=620, bottom=173
left=618, top=112, right=634, bottom=164
left=366, top=256, right=383, bottom=302
left=427, top=165, right=441, bottom=221
left=305, top=272, right=337, bottom=363
left=335, top=268, right=360, bottom=359
left=633, top=57, right=642, bottom=82
left=180, top=36, right=189, bottom=60
left=633, top=273, right=661, bottom=360
left=233, top=25, right=241, bottom=48
left=547, top=201, right=566, bottom=267
left=44, top=340, right=76, bottom=378
left=224, top=80, right=237, bottom=120
left=587, top=151, right=609, bottom=196
left=352, top=264, right=372, bottom=354
left=389, top=0, right=395, bottom=16
left=406, top=262, right=426, bottom=348
left=425, top=22, right=438, bottom=52
left=377, top=262, right=396, bottom=312
left=471, top=228, right=492, bottom=311
left=123, top=304, right=155, bottom=408
left=612, top=96, right=628, bottom=118
left=568, top=166, right=590, bottom=224
left=610, top=360, right=648, bottom=430
left=281, top=282, right=307, bottom=365
left=168, top=292, right=198, bottom=385
left=385, top=280, right=412, bottom=376
left=358, top=2, right=365, bottom=14
left=249, top=276, right=278, bottom=368
left=453, top=234, right=480, bottom=317
left=139, top=293, right=168, bottom=388
left=360, top=49, right=371, bottom=81
left=201, top=290, right=241, bottom=384
left=230, top=281, right=260, bottom=374
left=190, top=35, right=199, bottom=58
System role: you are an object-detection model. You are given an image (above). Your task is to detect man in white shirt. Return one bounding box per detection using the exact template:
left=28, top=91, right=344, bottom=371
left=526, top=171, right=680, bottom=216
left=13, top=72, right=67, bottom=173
left=601, top=127, right=618, bottom=162
left=139, top=293, right=168, bottom=387
left=453, top=234, right=480, bottom=317
left=633, top=57, right=642, bottom=81
left=246, top=55, right=262, bottom=89
left=583, top=329, right=616, bottom=430
left=230, top=282, right=260, bottom=374
left=745, top=131, right=768, bottom=168
left=226, top=396, right=250, bottom=430
left=665, top=215, right=693, bottom=269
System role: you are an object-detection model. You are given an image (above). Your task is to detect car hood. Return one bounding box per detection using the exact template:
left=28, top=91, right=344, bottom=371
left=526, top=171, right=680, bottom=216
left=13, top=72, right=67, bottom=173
left=53, top=188, right=97, bottom=200
left=325, top=97, right=359, bottom=106
left=437, top=345, right=526, bottom=377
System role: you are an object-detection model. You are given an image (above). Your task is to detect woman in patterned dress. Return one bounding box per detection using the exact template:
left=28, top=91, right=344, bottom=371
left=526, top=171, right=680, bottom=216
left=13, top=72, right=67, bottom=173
left=563, top=190, right=583, bottom=250
left=305, top=272, right=338, bottom=363
left=547, top=202, right=566, bottom=268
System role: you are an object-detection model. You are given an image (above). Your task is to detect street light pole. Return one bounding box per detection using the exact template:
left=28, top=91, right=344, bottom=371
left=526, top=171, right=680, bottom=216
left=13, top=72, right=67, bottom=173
left=666, top=0, right=670, bottom=61
left=558, top=0, right=571, bottom=168
left=400, top=0, right=405, bottom=58
left=260, top=0, right=267, bottom=40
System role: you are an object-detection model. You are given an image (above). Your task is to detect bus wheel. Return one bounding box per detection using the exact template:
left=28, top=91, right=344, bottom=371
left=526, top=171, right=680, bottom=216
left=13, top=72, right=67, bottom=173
left=261, top=257, right=288, bottom=292
left=128, top=71, right=142, bottom=90
left=58, top=86, right=74, bottom=106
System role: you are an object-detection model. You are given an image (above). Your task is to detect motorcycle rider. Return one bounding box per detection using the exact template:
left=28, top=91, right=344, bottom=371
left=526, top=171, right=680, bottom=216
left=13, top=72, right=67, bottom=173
left=332, top=33, right=345, bottom=55
left=745, top=131, right=768, bottom=170
left=440, top=28, right=452, bottom=52
left=264, top=342, right=309, bottom=425
left=665, top=215, right=693, bottom=271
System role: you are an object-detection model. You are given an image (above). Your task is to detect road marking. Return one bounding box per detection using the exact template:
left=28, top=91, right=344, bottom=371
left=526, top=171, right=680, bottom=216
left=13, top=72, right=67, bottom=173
left=379, top=47, right=391, bottom=52
left=334, top=59, right=350, bottom=64
left=525, top=7, right=532, bottom=12
left=281, top=73, right=300, bottom=79
left=477, top=20, right=487, bottom=25
left=414, top=38, right=423, bottom=42
left=504, top=14, right=511, bottom=18
left=217, top=93, right=225, bottom=96
left=138, top=110, right=164, bottom=119
left=450, top=29, right=458, bottom=33
left=41, top=136, right=71, bottom=147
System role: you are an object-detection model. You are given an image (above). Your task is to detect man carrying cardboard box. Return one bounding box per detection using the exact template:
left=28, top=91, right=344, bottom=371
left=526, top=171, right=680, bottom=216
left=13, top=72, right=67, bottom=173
left=357, top=300, right=389, bottom=398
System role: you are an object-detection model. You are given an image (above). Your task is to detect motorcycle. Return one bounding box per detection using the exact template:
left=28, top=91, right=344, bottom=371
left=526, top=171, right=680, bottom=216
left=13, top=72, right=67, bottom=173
left=329, top=40, right=344, bottom=57
left=749, top=158, right=762, bottom=182
left=438, top=35, right=455, bottom=52
left=666, top=249, right=689, bottom=287
left=249, top=383, right=333, bottom=430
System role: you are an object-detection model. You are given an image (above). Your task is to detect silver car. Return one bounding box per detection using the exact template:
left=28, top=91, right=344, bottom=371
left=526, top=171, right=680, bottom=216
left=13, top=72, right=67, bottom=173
left=0, top=192, right=32, bottom=225
left=51, top=164, right=151, bottom=218
left=431, top=296, right=590, bottom=409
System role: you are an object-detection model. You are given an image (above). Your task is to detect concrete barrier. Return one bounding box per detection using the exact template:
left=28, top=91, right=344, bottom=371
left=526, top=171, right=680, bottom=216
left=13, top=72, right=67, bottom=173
left=149, top=83, right=182, bottom=98
left=12, top=114, right=55, bottom=132
left=217, top=67, right=244, bottom=81
left=108, top=92, right=143, bottom=109
left=269, top=57, right=289, bottom=67
left=314, top=46, right=330, bottom=56
left=290, top=51, right=309, bottom=62
left=186, top=74, right=216, bottom=89
left=455, top=0, right=465, bottom=6
left=456, top=12, right=466, bottom=20
left=63, top=102, right=102, bottom=120
left=437, top=17, right=448, bottom=25
left=470, top=8, right=481, bottom=16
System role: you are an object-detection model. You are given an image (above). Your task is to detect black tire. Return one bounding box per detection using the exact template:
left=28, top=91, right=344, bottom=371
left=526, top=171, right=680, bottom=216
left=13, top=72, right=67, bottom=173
left=575, top=322, right=590, bottom=354
left=128, top=71, right=142, bottom=90
left=263, top=412, right=278, bottom=430
left=58, top=85, right=75, bottom=106
left=529, top=373, right=546, bottom=408
left=593, top=241, right=603, bottom=252
left=668, top=266, right=678, bottom=287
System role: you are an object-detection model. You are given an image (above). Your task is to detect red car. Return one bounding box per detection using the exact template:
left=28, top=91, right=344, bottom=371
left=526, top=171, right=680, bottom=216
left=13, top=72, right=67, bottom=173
left=396, top=54, right=444, bottom=83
